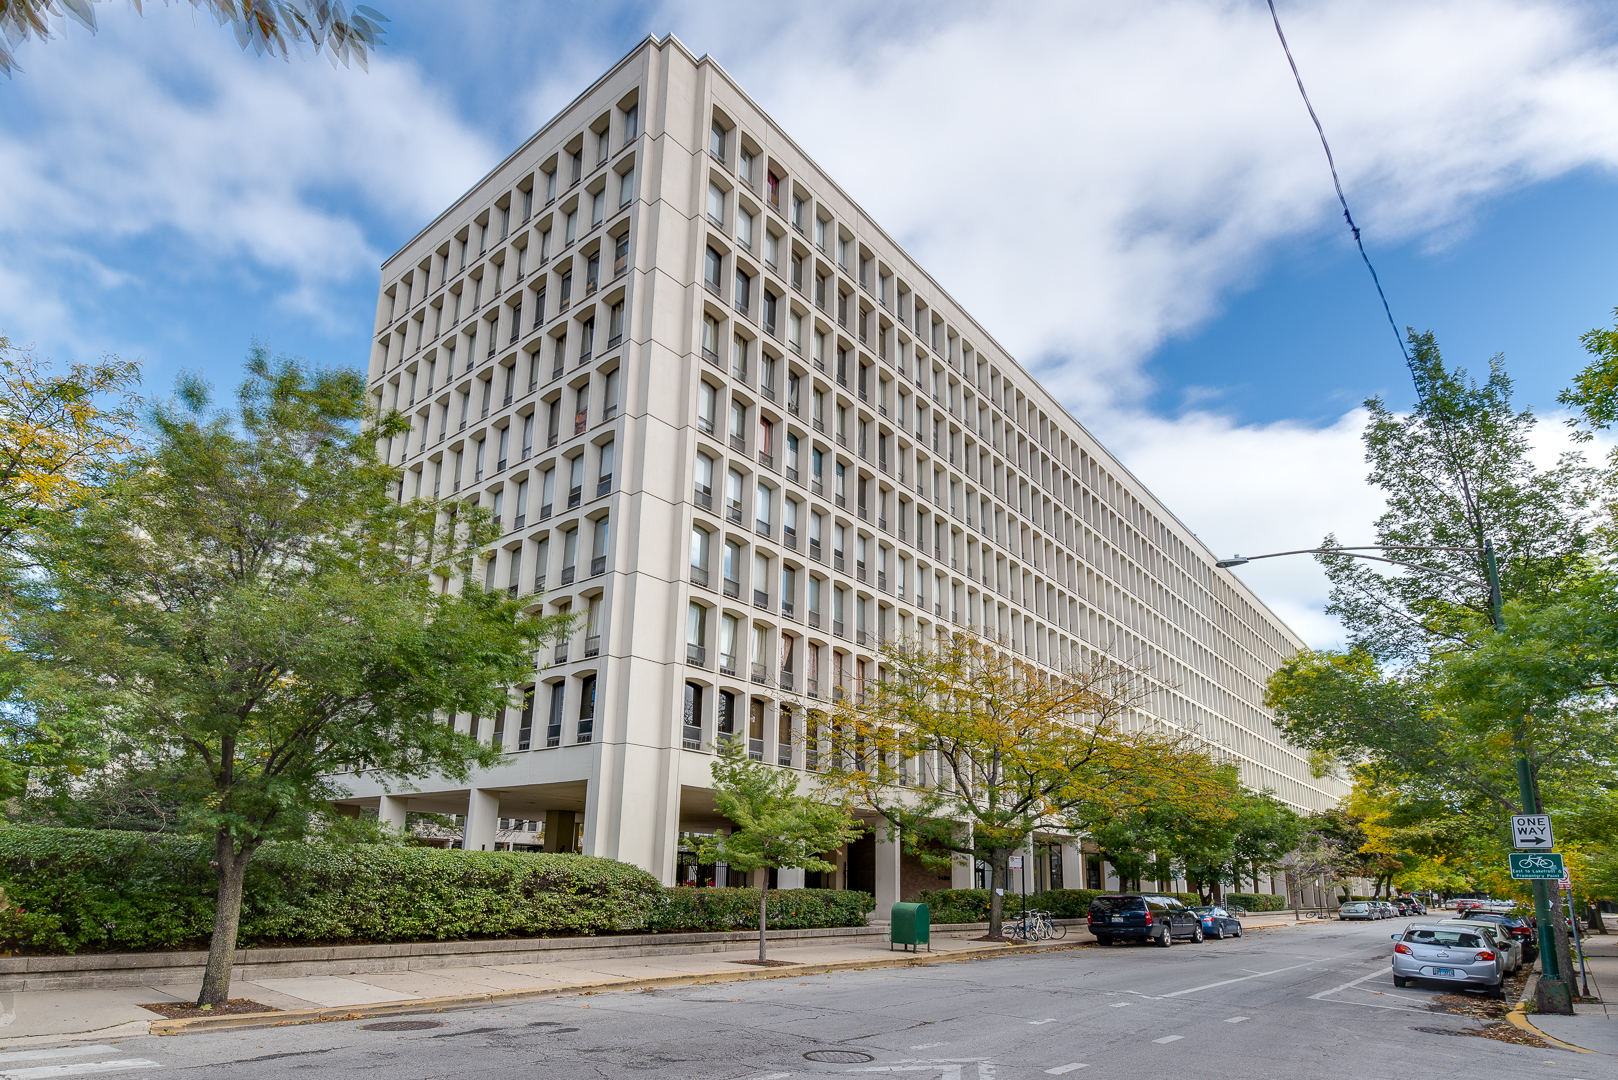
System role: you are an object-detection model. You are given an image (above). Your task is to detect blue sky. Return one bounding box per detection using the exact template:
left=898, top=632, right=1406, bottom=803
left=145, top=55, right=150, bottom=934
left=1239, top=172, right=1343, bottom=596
left=3, top=0, right=1617, bottom=644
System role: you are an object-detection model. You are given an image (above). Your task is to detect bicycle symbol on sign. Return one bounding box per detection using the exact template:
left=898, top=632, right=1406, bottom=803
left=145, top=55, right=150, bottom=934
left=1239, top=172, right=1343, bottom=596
left=1518, top=854, right=1556, bottom=870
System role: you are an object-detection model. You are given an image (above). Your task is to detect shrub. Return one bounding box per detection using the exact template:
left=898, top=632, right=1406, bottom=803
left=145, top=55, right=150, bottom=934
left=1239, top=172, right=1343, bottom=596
left=0, top=828, right=881, bottom=955
left=649, top=888, right=873, bottom=932
left=0, top=827, right=653, bottom=953
left=1224, top=892, right=1287, bottom=911
left=916, top=888, right=990, bottom=924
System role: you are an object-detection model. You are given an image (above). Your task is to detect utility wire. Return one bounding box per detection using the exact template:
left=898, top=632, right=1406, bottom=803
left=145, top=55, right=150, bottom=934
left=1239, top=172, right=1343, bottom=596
left=1265, top=0, right=1411, bottom=372
left=1263, top=0, right=1491, bottom=561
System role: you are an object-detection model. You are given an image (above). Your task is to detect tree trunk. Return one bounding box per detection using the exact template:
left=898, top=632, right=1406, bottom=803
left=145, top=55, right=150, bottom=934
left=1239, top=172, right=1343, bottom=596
left=987, top=853, right=1006, bottom=938
left=199, top=831, right=254, bottom=1008
left=758, top=877, right=770, bottom=963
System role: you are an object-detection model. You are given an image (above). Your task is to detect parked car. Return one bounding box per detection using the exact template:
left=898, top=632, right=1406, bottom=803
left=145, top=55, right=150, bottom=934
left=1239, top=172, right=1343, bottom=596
left=1340, top=901, right=1377, bottom=921
left=1391, top=924, right=1505, bottom=998
left=1454, top=899, right=1484, bottom=913
left=1373, top=901, right=1399, bottom=919
left=1393, top=897, right=1425, bottom=916
left=1437, top=919, right=1521, bottom=973
left=1190, top=905, right=1243, bottom=939
left=1088, top=894, right=1204, bottom=947
left=1458, top=911, right=1538, bottom=962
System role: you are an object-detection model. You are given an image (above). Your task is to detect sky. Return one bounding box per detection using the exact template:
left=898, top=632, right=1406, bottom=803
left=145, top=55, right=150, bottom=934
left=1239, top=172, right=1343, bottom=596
left=3, top=0, right=1618, bottom=646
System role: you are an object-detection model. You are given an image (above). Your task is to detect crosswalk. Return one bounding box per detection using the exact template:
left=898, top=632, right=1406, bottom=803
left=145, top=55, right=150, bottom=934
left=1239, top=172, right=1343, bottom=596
left=0, top=1045, right=160, bottom=1080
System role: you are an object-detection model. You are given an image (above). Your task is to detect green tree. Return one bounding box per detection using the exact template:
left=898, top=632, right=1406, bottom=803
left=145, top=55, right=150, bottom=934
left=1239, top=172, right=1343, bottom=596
left=0, top=0, right=386, bottom=77
left=823, top=632, right=1225, bottom=938
left=4, top=349, right=570, bottom=1007
left=694, top=739, right=863, bottom=963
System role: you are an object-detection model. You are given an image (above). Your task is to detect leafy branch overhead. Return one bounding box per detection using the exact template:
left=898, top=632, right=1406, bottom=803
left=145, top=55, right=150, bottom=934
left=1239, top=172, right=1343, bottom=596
left=0, top=0, right=387, bottom=77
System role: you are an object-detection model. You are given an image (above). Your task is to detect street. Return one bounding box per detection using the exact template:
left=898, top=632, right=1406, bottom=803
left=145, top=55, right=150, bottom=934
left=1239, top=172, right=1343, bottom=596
left=11, top=918, right=1602, bottom=1080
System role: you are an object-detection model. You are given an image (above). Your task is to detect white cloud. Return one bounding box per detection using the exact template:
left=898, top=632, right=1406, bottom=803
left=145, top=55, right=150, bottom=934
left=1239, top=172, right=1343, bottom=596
left=0, top=4, right=497, bottom=341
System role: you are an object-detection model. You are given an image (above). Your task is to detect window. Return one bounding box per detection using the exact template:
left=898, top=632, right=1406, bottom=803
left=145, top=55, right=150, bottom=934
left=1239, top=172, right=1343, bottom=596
left=730, top=398, right=746, bottom=440
left=490, top=488, right=504, bottom=531
left=718, top=688, right=737, bottom=739
left=591, top=189, right=606, bottom=226
left=710, top=120, right=727, bottom=162
left=561, top=526, right=578, bottom=580
left=522, top=188, right=533, bottom=220
left=698, top=381, right=717, bottom=434
left=596, top=439, right=614, bottom=495
left=568, top=454, right=585, bottom=506
left=608, top=301, right=624, bottom=345
left=813, top=216, right=827, bottom=250
left=595, top=128, right=609, bottom=164
left=704, top=246, right=723, bottom=290
left=544, top=168, right=557, bottom=202
left=837, top=236, right=848, bottom=268
left=707, top=182, right=725, bottom=226
left=591, top=511, right=610, bottom=570
left=514, top=478, right=529, bottom=528
left=734, top=270, right=751, bottom=315
left=623, top=104, right=639, bottom=143
left=762, top=290, right=777, bottom=335
left=540, top=467, right=555, bottom=517
left=727, top=468, right=744, bottom=521
left=737, top=207, right=754, bottom=250
left=547, top=683, right=565, bottom=747
left=720, top=614, right=739, bottom=674
left=602, top=368, right=619, bottom=420
left=724, top=537, right=742, bottom=588
left=791, top=193, right=805, bottom=230
left=789, top=310, right=802, bottom=353
left=618, top=168, right=634, bottom=207
left=576, top=674, right=597, bottom=743
left=521, top=413, right=534, bottom=458
left=702, top=314, right=720, bottom=360
left=767, top=171, right=780, bottom=207
left=731, top=336, right=748, bottom=380
left=738, top=148, right=754, bottom=185
left=683, top=681, right=703, bottom=747
left=695, top=451, right=714, bottom=505
left=691, top=525, right=710, bottom=575
left=764, top=230, right=778, bottom=268
left=756, top=481, right=772, bottom=532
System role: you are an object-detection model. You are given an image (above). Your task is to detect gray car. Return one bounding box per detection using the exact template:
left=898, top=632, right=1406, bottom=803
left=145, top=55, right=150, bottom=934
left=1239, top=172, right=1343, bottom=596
left=1391, top=924, right=1505, bottom=998
left=1437, top=918, right=1520, bottom=974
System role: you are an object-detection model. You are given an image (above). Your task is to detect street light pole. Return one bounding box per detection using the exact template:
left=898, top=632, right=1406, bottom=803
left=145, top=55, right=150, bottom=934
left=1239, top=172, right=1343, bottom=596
left=1221, top=540, right=1563, bottom=985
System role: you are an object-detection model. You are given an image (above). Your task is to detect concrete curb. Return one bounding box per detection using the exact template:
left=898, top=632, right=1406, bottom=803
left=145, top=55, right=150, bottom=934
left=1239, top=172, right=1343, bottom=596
left=1508, top=968, right=1596, bottom=1054
left=146, top=939, right=1072, bottom=1037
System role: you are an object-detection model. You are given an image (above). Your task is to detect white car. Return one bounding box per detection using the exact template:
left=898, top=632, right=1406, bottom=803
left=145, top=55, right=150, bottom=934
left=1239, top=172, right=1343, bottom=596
left=1437, top=918, right=1521, bottom=973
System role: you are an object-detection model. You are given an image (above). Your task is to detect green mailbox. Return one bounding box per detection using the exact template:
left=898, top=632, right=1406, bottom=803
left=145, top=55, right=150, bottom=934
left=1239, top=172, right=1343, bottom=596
left=890, top=902, right=931, bottom=952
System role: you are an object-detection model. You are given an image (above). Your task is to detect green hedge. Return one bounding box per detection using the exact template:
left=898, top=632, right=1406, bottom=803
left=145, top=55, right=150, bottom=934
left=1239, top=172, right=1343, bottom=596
left=651, top=888, right=873, bottom=932
left=1224, top=893, right=1287, bottom=911
left=0, top=827, right=667, bottom=954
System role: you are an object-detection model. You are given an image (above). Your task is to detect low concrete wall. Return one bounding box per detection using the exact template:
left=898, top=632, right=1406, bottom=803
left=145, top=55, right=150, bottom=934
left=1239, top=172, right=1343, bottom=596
left=0, top=923, right=998, bottom=993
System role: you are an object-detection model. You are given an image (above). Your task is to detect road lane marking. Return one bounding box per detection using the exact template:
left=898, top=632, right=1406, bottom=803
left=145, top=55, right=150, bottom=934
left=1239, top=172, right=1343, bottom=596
left=1160, top=958, right=1338, bottom=998
left=1307, top=967, right=1431, bottom=1014
left=1108, top=1002, right=1130, bottom=1008
left=0, top=1053, right=114, bottom=1067
left=1, top=1062, right=161, bottom=1080
left=1045, top=1066, right=1088, bottom=1075
left=1152, top=1035, right=1183, bottom=1044
left=1224, top=1016, right=1249, bottom=1023
left=1027, top=1019, right=1057, bottom=1025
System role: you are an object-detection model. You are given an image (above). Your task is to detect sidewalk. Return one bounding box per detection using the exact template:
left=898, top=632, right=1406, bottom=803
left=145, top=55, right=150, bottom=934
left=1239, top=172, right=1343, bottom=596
left=1519, top=915, right=1617, bottom=1056
left=0, top=931, right=1021, bottom=1045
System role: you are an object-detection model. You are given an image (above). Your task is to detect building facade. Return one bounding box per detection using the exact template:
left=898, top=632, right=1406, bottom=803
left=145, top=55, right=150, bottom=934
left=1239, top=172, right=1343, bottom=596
left=342, top=35, right=1346, bottom=903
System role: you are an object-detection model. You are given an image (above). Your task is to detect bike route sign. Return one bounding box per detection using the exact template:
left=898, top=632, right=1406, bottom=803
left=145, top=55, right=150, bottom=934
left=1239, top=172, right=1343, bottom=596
left=1509, top=852, right=1565, bottom=879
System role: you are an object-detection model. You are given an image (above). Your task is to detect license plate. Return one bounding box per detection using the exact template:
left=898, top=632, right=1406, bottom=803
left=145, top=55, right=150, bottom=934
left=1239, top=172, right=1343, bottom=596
left=1433, top=967, right=1455, bottom=976
left=1110, top=916, right=1122, bottom=923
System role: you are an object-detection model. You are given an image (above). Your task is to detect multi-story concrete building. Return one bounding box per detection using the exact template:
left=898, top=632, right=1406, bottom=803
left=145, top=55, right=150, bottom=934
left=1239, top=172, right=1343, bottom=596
left=342, top=34, right=1346, bottom=904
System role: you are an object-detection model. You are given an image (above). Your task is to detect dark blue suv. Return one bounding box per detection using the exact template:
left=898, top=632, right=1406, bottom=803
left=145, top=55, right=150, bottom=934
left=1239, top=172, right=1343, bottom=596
left=1089, top=894, right=1204, bottom=947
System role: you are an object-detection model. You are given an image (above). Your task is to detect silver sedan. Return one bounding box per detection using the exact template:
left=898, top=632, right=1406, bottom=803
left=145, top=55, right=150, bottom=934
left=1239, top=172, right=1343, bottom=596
left=1391, top=924, right=1505, bottom=998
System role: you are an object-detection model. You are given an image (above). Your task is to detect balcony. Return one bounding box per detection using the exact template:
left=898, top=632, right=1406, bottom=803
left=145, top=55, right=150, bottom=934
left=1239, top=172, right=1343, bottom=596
left=698, top=416, right=714, bottom=435
left=720, top=657, right=738, bottom=677
left=730, top=433, right=747, bottom=453
left=690, top=565, right=710, bottom=587
left=833, top=555, right=845, bottom=572
left=755, top=521, right=771, bottom=540
left=726, top=501, right=743, bottom=524
left=560, top=566, right=576, bottom=585
left=754, top=589, right=769, bottom=609
left=783, top=527, right=798, bottom=551
left=723, top=578, right=741, bottom=599
left=786, top=466, right=799, bottom=484
left=808, top=611, right=821, bottom=629
left=590, top=555, right=606, bottom=577
left=806, top=677, right=819, bottom=698
left=596, top=476, right=611, bottom=497
left=833, top=620, right=845, bottom=638
left=568, top=488, right=582, bottom=509
left=809, top=540, right=822, bottom=562
left=750, top=662, right=770, bottom=685
left=554, top=641, right=570, bottom=663
left=584, top=634, right=601, bottom=658
left=781, top=598, right=795, bottom=619
left=686, top=643, right=707, bottom=667
left=758, top=451, right=774, bottom=469
left=779, top=670, right=794, bottom=693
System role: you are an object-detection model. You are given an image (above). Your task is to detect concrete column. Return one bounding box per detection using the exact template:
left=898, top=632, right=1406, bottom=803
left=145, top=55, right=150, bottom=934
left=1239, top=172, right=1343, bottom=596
left=777, top=867, right=805, bottom=890
left=544, top=809, right=575, bottom=852
left=463, top=788, right=500, bottom=852
left=1059, top=840, right=1081, bottom=891
left=875, top=818, right=902, bottom=914
left=378, top=794, right=408, bottom=834
left=951, top=821, right=975, bottom=889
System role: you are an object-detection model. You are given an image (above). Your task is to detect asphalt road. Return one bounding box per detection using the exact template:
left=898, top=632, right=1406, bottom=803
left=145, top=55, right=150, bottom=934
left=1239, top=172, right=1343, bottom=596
left=19, top=918, right=1605, bottom=1080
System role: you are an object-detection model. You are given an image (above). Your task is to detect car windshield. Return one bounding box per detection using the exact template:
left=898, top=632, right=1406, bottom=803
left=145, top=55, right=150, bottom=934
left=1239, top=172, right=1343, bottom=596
left=1090, top=897, right=1145, bottom=913
left=1191, top=906, right=1213, bottom=914
left=1405, top=929, right=1483, bottom=948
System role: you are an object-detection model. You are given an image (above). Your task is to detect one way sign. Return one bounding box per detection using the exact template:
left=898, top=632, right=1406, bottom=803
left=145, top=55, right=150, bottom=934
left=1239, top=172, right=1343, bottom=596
left=1511, top=814, right=1554, bottom=849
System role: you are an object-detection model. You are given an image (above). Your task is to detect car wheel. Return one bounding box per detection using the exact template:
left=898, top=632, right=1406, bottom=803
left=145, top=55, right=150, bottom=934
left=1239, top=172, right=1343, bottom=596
left=1095, top=935, right=1111, bottom=946
left=1158, top=928, right=1173, bottom=948
left=1392, top=976, right=1408, bottom=988
left=1486, top=983, right=1505, bottom=1000
left=1233, top=924, right=1242, bottom=938
left=1191, top=926, right=1204, bottom=943
left=1214, top=925, right=1225, bottom=940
